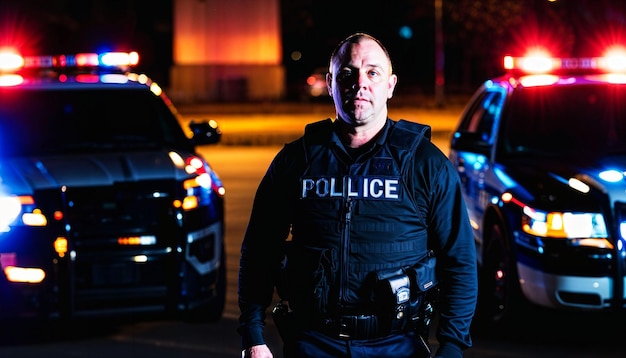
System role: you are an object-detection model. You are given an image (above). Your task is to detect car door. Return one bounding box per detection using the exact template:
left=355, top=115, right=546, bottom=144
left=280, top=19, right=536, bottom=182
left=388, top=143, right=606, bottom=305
left=449, top=84, right=506, bottom=241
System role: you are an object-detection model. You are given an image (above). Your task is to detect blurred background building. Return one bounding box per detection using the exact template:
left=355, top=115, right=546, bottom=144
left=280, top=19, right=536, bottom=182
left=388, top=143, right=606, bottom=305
left=169, top=0, right=283, bottom=103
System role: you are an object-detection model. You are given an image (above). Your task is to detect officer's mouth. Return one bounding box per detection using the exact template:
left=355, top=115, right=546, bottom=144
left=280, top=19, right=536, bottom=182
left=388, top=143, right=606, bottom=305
left=345, top=95, right=371, bottom=106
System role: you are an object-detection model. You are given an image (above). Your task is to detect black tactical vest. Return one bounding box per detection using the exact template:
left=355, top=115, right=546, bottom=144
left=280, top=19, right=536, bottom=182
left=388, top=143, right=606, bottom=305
left=282, top=119, right=433, bottom=317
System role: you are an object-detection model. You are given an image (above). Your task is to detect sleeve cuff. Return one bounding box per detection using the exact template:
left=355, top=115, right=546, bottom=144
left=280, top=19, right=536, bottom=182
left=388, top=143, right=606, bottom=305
left=240, top=326, right=266, bottom=349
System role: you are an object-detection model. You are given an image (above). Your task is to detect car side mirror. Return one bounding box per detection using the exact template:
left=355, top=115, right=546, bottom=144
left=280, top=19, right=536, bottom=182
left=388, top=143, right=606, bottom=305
left=450, top=131, right=491, bottom=156
left=189, top=119, right=222, bottom=145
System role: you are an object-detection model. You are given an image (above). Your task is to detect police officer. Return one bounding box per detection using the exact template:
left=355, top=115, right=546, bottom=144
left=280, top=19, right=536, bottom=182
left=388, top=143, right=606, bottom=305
left=238, top=33, right=477, bottom=358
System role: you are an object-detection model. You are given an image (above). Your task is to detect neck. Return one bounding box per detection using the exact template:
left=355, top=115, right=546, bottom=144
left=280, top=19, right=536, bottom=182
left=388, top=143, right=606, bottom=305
left=337, top=117, right=386, bottom=148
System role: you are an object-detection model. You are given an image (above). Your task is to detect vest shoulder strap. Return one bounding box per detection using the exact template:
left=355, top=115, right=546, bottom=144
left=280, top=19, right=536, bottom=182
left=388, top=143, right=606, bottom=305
left=385, top=120, right=432, bottom=176
left=389, top=119, right=431, bottom=154
left=302, top=118, right=333, bottom=163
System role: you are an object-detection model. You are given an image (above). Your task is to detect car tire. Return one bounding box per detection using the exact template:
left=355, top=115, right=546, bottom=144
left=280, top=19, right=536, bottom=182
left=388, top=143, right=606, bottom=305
left=207, top=245, right=227, bottom=321
left=185, top=245, right=226, bottom=323
left=474, top=221, right=527, bottom=332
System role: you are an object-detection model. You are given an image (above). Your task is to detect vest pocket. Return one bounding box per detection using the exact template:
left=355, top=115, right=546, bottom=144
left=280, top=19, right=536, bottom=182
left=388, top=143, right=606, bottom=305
left=312, top=248, right=335, bottom=314
left=280, top=244, right=337, bottom=316
left=405, top=251, right=438, bottom=294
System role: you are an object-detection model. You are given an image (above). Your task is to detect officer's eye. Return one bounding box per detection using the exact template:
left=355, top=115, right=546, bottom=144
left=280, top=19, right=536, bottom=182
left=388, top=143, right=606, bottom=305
left=336, top=68, right=353, bottom=83
left=367, top=69, right=382, bottom=80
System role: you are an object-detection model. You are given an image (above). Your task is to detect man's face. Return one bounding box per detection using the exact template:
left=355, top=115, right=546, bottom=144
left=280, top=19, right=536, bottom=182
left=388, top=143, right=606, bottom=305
left=327, top=38, right=397, bottom=127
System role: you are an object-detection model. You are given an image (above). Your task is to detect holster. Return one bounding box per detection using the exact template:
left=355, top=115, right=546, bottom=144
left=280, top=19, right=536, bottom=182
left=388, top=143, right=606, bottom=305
left=271, top=300, right=296, bottom=343
left=366, top=251, right=438, bottom=341
left=405, top=251, right=438, bottom=341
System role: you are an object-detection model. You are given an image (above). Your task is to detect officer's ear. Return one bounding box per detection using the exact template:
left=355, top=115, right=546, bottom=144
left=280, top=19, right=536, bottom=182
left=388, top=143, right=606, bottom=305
left=326, top=72, right=332, bottom=97
left=387, top=73, right=398, bottom=99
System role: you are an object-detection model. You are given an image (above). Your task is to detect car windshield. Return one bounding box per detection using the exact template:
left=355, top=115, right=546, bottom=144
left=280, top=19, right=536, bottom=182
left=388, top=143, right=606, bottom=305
left=0, top=88, right=191, bottom=157
left=499, top=84, right=626, bottom=158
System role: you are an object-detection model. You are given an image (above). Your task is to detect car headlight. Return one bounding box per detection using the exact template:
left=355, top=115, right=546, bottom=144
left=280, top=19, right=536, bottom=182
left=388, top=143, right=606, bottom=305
left=0, top=195, right=22, bottom=232
left=522, top=207, right=607, bottom=239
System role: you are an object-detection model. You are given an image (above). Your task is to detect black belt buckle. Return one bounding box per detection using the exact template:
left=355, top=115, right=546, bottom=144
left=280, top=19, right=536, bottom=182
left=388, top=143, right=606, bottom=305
left=337, top=315, right=353, bottom=339
left=337, top=314, right=378, bottom=339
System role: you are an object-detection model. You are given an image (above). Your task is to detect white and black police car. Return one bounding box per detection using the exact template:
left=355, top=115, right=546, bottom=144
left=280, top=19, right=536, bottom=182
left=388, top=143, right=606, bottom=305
left=0, top=49, right=226, bottom=322
left=449, top=46, right=626, bottom=327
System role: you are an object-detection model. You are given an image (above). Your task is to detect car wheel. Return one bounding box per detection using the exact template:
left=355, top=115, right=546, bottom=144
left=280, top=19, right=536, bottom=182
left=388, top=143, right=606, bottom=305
left=475, top=221, right=524, bottom=330
left=208, top=245, right=227, bottom=321
left=185, top=246, right=226, bottom=323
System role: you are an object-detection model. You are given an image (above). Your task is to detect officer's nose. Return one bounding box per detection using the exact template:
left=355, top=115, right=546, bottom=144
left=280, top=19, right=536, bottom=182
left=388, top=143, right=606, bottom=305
left=354, top=72, right=368, bottom=90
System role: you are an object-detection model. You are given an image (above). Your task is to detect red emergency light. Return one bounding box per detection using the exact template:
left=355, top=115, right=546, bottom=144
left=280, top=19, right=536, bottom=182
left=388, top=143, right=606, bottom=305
left=504, top=46, right=626, bottom=74
left=0, top=50, right=140, bottom=73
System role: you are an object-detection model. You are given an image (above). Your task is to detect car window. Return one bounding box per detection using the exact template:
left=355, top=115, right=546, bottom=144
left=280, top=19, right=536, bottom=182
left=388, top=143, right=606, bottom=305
left=500, top=84, right=626, bottom=158
left=0, top=88, right=191, bottom=157
left=459, top=87, right=504, bottom=144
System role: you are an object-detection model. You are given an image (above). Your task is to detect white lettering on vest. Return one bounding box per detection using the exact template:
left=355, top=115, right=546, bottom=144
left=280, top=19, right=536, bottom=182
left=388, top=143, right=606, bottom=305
left=301, top=176, right=401, bottom=200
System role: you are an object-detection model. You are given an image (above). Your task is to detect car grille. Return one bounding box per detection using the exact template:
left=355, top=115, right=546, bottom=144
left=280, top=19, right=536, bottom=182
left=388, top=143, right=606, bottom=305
left=60, top=181, right=184, bottom=314
left=64, top=180, right=178, bottom=240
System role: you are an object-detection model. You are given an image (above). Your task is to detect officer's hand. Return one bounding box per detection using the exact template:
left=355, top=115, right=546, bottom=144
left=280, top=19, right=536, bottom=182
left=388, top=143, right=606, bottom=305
left=242, top=344, right=273, bottom=358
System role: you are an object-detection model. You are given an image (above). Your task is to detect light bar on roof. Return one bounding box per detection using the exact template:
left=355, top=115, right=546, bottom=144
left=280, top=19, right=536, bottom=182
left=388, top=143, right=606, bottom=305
left=504, top=46, right=626, bottom=74
left=603, top=47, right=626, bottom=72
left=74, top=53, right=100, bottom=66
left=0, top=52, right=25, bottom=71
left=51, top=51, right=140, bottom=68
left=100, top=52, right=139, bottom=67
left=0, top=50, right=140, bottom=73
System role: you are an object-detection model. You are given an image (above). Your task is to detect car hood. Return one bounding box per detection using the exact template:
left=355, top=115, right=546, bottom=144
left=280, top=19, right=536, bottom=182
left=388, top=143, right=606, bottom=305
left=498, top=154, right=626, bottom=209
left=0, top=150, right=190, bottom=194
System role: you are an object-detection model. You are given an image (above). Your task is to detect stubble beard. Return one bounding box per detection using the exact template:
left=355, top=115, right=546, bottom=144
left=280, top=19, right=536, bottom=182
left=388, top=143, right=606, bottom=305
left=350, top=101, right=374, bottom=125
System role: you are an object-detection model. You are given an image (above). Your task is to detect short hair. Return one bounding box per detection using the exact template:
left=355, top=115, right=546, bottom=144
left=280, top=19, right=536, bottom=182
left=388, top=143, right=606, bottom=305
left=329, top=33, right=393, bottom=75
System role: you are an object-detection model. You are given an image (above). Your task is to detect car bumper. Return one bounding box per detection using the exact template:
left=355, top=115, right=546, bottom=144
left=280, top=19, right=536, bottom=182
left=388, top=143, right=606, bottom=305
left=515, top=231, right=626, bottom=311
left=0, top=220, right=223, bottom=319
left=517, top=263, right=624, bottom=310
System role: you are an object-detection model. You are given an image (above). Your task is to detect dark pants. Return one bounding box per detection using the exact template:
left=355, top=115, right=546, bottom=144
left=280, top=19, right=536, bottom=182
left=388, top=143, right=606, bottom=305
left=284, top=329, right=431, bottom=358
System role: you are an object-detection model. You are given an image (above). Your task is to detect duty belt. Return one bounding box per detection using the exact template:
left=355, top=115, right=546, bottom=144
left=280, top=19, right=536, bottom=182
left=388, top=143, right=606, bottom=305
left=316, top=314, right=407, bottom=340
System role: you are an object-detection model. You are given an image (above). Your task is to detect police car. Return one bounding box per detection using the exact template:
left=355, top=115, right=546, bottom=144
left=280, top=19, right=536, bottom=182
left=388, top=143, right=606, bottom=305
left=0, top=49, right=226, bottom=321
left=449, top=47, right=626, bottom=326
